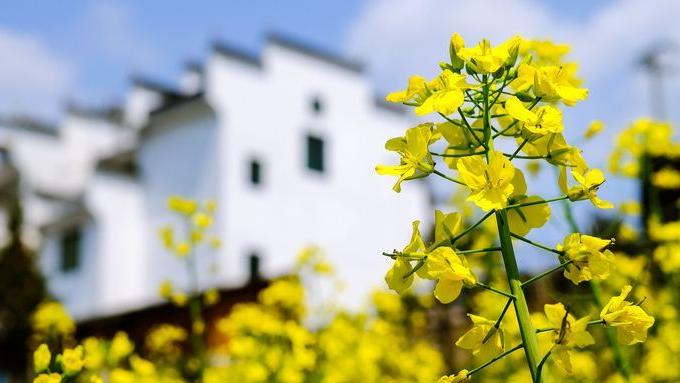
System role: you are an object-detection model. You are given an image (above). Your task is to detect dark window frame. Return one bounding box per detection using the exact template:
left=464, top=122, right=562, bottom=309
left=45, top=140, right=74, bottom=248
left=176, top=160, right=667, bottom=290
left=60, top=227, right=82, bottom=273
left=305, top=134, right=325, bottom=173
left=248, top=158, right=263, bottom=186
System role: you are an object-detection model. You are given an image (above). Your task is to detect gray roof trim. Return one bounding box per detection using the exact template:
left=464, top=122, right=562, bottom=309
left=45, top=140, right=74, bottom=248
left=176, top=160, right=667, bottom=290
left=212, top=41, right=262, bottom=67
left=267, top=33, right=363, bottom=73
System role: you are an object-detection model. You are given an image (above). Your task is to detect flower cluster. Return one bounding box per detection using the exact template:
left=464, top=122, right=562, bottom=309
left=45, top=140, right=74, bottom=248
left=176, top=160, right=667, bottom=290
left=378, top=33, right=653, bottom=382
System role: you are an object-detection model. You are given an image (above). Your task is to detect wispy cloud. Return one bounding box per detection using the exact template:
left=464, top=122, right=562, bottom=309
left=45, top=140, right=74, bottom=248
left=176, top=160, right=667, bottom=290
left=0, top=27, right=74, bottom=119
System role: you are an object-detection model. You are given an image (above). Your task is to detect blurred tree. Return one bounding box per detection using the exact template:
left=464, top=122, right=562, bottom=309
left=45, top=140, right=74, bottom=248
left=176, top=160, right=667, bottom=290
left=0, top=178, right=47, bottom=382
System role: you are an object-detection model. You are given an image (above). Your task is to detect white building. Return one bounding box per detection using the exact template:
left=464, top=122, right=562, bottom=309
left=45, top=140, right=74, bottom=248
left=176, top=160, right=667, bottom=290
left=1, top=35, right=431, bottom=320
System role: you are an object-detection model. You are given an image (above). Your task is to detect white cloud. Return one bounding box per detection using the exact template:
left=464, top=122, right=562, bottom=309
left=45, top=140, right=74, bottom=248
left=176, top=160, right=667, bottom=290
left=0, top=27, right=74, bottom=119
left=81, top=1, right=160, bottom=69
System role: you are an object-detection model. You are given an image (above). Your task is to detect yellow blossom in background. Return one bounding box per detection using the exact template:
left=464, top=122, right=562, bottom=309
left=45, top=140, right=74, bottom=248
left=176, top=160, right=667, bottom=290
left=203, top=288, right=220, bottom=306
left=158, top=280, right=173, bottom=299
left=174, top=242, right=191, bottom=257
left=618, top=200, right=640, bottom=215
left=559, top=233, right=615, bottom=284
left=376, top=123, right=438, bottom=192
left=520, top=38, right=570, bottom=64
left=108, top=332, right=134, bottom=365
left=61, top=346, right=84, bottom=375
left=455, top=314, right=504, bottom=360
left=146, top=323, right=187, bottom=359
left=192, top=212, right=213, bottom=228
left=651, top=167, right=680, bottom=189
left=171, top=293, right=188, bottom=307
left=159, top=226, right=174, bottom=249
left=33, top=373, right=62, bottom=383
left=457, top=151, right=515, bottom=211
left=32, top=301, right=75, bottom=336
left=600, top=285, right=655, bottom=345
left=167, top=195, right=198, bottom=215
left=82, top=337, right=105, bottom=370
left=34, top=343, right=51, bottom=373
left=653, top=243, right=680, bottom=273
left=584, top=120, right=604, bottom=139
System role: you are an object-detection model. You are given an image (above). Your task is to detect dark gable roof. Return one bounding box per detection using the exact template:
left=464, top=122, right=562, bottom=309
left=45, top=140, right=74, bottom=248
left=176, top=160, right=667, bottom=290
left=374, top=96, right=408, bottom=115
left=0, top=116, right=59, bottom=137
left=67, top=103, right=123, bottom=124
left=149, top=91, right=205, bottom=116
left=131, top=76, right=186, bottom=105
left=212, top=33, right=363, bottom=73
left=267, top=33, right=363, bottom=73
left=212, top=41, right=262, bottom=67
left=96, top=148, right=138, bottom=177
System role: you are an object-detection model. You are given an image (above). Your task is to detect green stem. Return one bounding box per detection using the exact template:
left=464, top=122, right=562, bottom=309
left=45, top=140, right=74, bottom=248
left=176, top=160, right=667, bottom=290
left=476, top=282, right=515, bottom=299
left=506, top=195, right=568, bottom=210
left=521, top=259, right=574, bottom=287
left=457, top=247, right=502, bottom=255
left=432, top=169, right=467, bottom=186
left=496, top=209, right=541, bottom=382
left=482, top=298, right=513, bottom=343
left=510, top=233, right=563, bottom=255
left=468, top=343, right=524, bottom=376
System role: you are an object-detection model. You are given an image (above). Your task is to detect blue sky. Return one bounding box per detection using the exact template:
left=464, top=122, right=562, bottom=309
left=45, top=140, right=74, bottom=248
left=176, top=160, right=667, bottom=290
left=2, top=0, right=679, bottom=270
left=0, top=0, right=618, bottom=114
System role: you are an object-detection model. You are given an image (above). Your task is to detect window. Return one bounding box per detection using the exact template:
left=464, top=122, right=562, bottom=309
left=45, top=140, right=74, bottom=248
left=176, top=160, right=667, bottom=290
left=247, top=253, right=261, bottom=282
left=311, top=96, right=323, bottom=114
left=60, top=228, right=81, bottom=273
left=249, top=159, right=262, bottom=186
left=306, top=135, right=325, bottom=173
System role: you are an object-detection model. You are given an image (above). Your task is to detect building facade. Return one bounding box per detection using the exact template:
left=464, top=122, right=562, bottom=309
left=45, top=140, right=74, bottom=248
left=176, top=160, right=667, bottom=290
left=0, top=35, right=431, bottom=320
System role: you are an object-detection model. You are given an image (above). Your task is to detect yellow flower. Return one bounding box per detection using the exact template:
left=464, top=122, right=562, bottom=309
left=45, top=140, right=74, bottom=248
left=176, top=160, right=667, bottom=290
left=504, top=96, right=563, bottom=136
left=457, top=151, right=515, bottom=211
left=543, top=303, right=594, bottom=373
left=522, top=133, right=584, bottom=169
left=158, top=226, right=174, bottom=249
left=558, top=233, right=614, bottom=284
left=33, top=344, right=51, bottom=373
left=376, top=124, right=439, bottom=192
left=565, top=168, right=613, bottom=209
left=438, top=369, right=469, bottom=383
left=506, top=169, right=550, bottom=236
left=618, top=200, right=640, bottom=215
left=32, top=301, right=75, bottom=336
left=654, top=243, right=680, bottom=273
left=584, top=120, right=604, bottom=139
left=455, top=314, right=503, bottom=360
left=651, top=167, right=680, bottom=189
left=204, top=288, right=220, bottom=306
left=192, top=212, right=213, bottom=228
left=600, top=285, right=655, bottom=345
left=415, top=70, right=474, bottom=116
left=61, top=346, right=84, bottom=375
left=385, top=258, right=414, bottom=294
left=174, top=242, right=191, bottom=257
left=108, top=332, right=134, bottom=365
left=167, top=195, right=198, bottom=215
left=171, top=293, right=188, bottom=307
left=386, top=75, right=428, bottom=104
left=109, top=368, right=135, bottom=383
left=82, top=337, right=105, bottom=370
left=433, top=210, right=462, bottom=246
left=533, top=64, right=588, bottom=106
left=422, top=247, right=476, bottom=304
left=452, top=33, right=520, bottom=73
left=158, top=280, right=173, bottom=299
left=33, top=373, right=61, bottom=383
left=520, top=39, right=570, bottom=65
